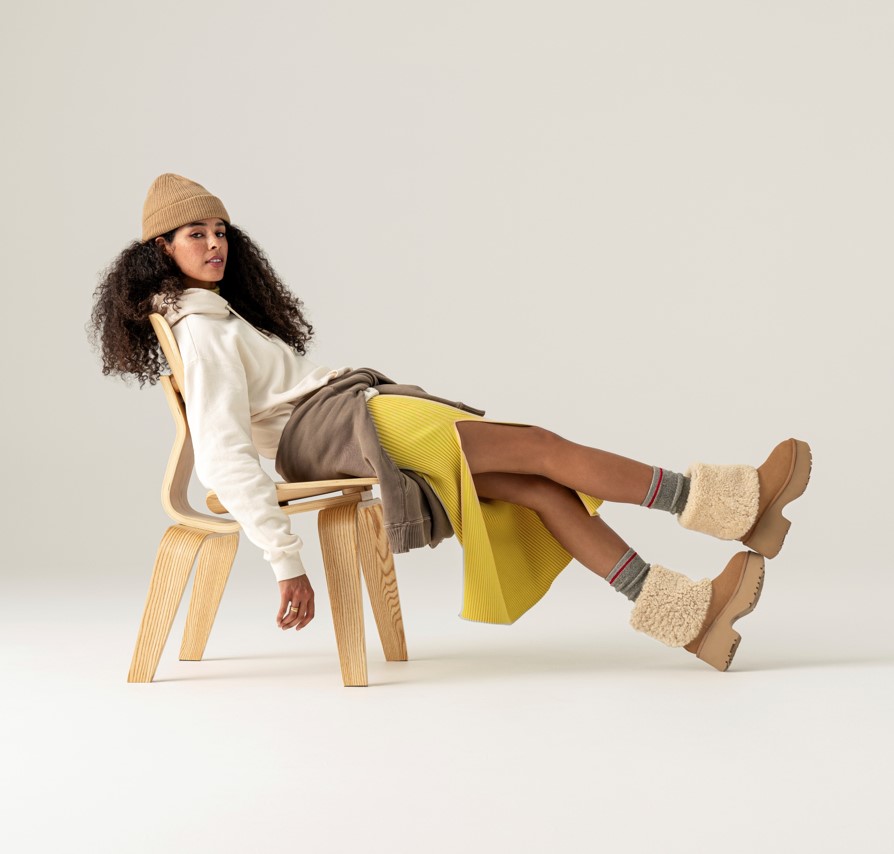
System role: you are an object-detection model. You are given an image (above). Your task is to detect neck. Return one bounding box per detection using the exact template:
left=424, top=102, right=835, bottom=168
left=183, top=277, right=220, bottom=291
left=185, top=283, right=221, bottom=295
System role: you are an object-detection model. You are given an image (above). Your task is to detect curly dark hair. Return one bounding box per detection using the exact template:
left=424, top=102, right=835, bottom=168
left=87, top=224, right=315, bottom=387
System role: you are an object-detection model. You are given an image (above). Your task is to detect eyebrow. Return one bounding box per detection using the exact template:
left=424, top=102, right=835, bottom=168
left=186, top=221, right=227, bottom=228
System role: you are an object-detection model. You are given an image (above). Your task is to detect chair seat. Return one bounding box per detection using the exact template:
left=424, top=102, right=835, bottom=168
left=205, top=477, right=380, bottom=514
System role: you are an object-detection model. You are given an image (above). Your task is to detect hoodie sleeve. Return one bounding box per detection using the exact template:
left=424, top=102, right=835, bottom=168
left=180, top=348, right=307, bottom=582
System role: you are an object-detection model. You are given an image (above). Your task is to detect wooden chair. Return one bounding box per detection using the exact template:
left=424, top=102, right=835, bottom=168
left=127, top=312, right=408, bottom=686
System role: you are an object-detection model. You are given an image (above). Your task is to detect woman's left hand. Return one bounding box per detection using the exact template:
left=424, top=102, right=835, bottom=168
left=277, top=574, right=315, bottom=631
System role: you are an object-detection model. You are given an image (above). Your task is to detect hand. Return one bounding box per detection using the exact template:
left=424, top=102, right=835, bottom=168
left=277, top=574, right=315, bottom=631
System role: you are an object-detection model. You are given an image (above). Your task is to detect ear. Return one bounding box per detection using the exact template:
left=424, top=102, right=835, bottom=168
left=154, top=235, right=172, bottom=256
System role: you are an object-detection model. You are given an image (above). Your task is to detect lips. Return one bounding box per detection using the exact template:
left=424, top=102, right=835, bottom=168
left=207, top=257, right=224, bottom=265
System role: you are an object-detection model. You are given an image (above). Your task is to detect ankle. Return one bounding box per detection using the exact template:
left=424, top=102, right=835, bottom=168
left=641, top=466, right=690, bottom=514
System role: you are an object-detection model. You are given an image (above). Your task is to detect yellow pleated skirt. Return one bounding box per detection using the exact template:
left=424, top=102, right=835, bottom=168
left=366, top=393, right=603, bottom=624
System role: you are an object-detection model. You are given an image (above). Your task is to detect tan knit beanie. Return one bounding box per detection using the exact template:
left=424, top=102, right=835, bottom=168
left=141, top=173, right=230, bottom=242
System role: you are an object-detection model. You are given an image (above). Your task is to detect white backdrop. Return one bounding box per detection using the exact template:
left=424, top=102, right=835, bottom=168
left=1, top=3, right=892, bottom=852
left=3, top=1, right=890, bottom=589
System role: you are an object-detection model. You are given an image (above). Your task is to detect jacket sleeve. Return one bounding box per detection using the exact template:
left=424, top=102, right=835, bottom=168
left=180, top=352, right=307, bottom=581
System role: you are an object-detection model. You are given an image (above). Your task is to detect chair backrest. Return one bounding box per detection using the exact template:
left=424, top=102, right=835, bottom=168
left=148, top=311, right=378, bottom=529
left=149, top=311, right=186, bottom=395
left=149, top=312, right=240, bottom=533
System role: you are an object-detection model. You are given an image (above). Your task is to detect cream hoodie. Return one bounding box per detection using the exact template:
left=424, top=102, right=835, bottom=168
left=154, top=287, right=353, bottom=581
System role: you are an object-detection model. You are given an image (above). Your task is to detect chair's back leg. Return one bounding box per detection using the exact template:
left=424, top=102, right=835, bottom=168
left=357, top=502, right=408, bottom=662
left=318, top=502, right=368, bottom=686
left=180, top=532, right=240, bottom=661
left=128, top=525, right=209, bottom=683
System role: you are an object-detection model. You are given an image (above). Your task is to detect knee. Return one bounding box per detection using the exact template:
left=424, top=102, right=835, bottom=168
left=525, top=425, right=561, bottom=448
left=455, top=420, right=564, bottom=476
left=496, top=424, right=564, bottom=460
left=526, top=426, right=565, bottom=472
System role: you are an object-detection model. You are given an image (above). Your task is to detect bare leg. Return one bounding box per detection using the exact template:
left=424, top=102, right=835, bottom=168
left=471, top=452, right=772, bottom=673
left=472, top=471, right=631, bottom=579
left=456, top=421, right=653, bottom=504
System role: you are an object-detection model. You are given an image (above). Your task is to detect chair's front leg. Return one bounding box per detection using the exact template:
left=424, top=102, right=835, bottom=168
left=318, top=502, right=368, bottom=686
left=358, top=501, right=408, bottom=662
left=128, top=525, right=208, bottom=683
left=180, top=532, right=239, bottom=661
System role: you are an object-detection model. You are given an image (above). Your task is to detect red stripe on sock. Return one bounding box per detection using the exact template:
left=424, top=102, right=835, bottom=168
left=646, top=468, right=664, bottom=508
left=609, top=552, right=638, bottom=585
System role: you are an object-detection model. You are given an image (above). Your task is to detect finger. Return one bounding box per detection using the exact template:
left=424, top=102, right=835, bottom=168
left=295, top=597, right=315, bottom=630
left=285, top=592, right=313, bottom=631
left=276, top=594, right=291, bottom=627
left=280, top=599, right=303, bottom=630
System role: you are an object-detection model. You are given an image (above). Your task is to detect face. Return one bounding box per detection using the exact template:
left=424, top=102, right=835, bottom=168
left=156, top=217, right=228, bottom=288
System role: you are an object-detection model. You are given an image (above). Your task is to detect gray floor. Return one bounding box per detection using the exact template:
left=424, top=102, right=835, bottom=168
left=3, top=540, right=891, bottom=854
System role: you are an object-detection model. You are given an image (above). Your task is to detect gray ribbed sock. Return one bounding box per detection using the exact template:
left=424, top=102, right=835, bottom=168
left=641, top=466, right=690, bottom=515
left=608, top=548, right=650, bottom=602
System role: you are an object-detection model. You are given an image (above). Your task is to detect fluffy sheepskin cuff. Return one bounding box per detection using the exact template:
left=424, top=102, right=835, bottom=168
left=678, top=463, right=760, bottom=540
left=629, top=565, right=713, bottom=647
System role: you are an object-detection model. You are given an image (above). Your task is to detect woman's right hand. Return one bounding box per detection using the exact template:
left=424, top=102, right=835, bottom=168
left=277, top=574, right=315, bottom=631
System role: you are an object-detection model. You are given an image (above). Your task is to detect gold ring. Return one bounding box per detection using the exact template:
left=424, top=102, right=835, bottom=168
left=289, top=606, right=299, bottom=613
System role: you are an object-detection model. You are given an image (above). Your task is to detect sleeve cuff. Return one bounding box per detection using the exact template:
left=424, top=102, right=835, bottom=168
left=270, top=550, right=307, bottom=582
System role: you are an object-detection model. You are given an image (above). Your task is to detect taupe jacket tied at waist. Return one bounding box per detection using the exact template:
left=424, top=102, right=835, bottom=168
left=274, top=367, right=485, bottom=554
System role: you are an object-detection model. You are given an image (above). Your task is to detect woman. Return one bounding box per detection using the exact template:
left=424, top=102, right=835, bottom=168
left=88, top=173, right=812, bottom=671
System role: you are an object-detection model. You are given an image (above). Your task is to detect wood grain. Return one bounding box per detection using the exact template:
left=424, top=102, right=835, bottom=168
left=180, top=532, right=239, bottom=661
left=128, top=524, right=207, bottom=682
left=318, top=503, right=368, bottom=686
left=358, top=501, right=408, bottom=662
left=154, top=376, right=241, bottom=534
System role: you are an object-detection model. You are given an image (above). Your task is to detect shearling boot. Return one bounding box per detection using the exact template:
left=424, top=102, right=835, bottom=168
left=630, top=551, right=766, bottom=671
left=677, top=438, right=812, bottom=558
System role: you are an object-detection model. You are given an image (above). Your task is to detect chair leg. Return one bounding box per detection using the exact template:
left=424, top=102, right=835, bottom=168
left=128, top=525, right=208, bottom=683
left=179, top=532, right=239, bottom=661
left=318, top=502, right=368, bottom=687
left=357, top=501, right=408, bottom=662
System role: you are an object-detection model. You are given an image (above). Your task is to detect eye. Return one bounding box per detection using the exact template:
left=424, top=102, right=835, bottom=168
left=190, top=232, right=204, bottom=238
left=216, top=231, right=227, bottom=238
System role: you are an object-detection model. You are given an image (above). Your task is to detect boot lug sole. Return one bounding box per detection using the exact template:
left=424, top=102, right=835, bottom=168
left=742, top=439, right=813, bottom=558
left=695, top=553, right=766, bottom=671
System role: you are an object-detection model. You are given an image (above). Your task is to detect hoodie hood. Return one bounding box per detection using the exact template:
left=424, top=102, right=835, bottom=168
left=152, top=287, right=230, bottom=326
